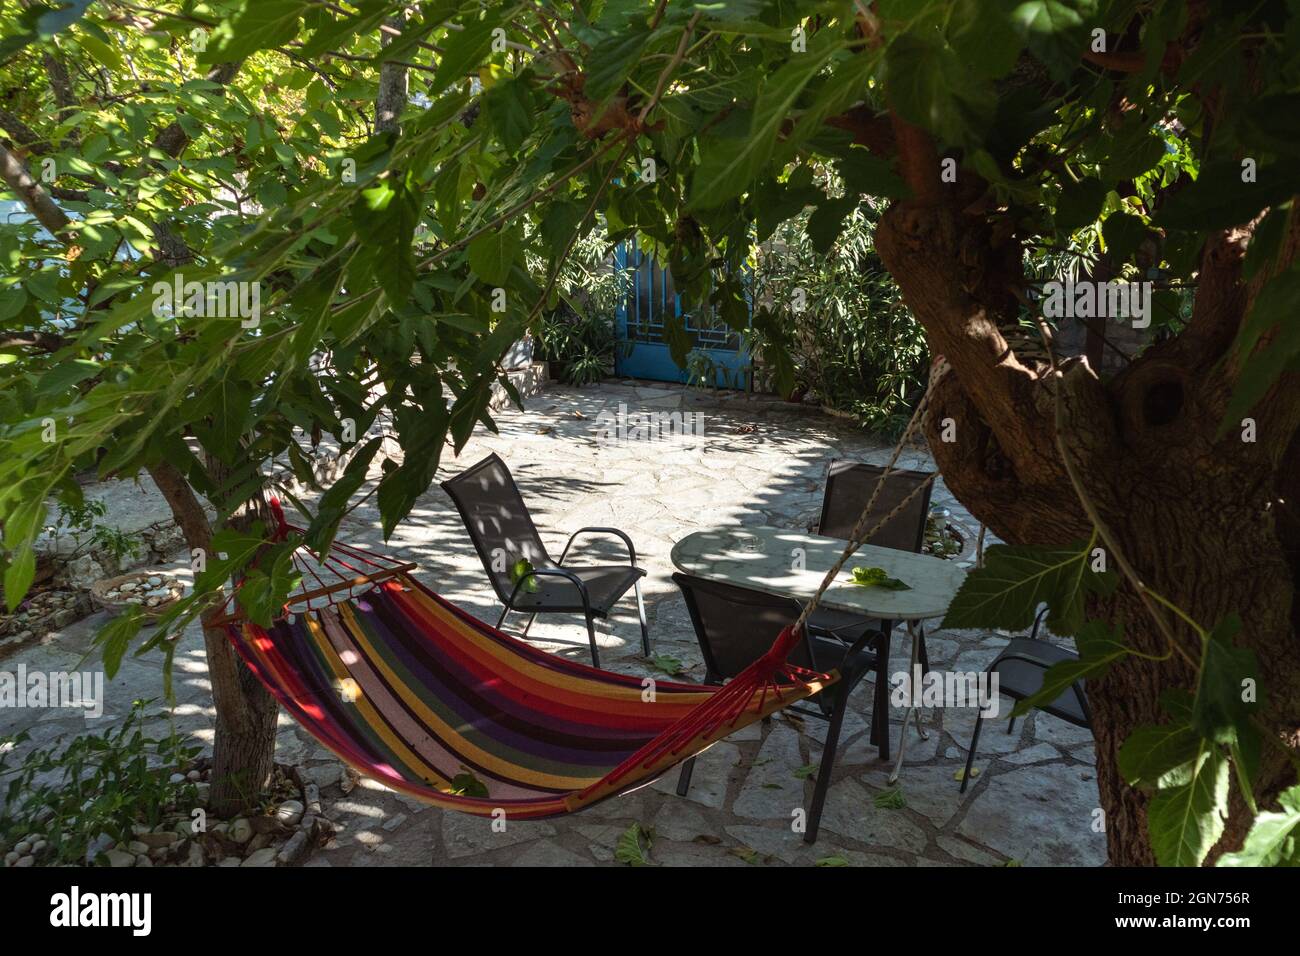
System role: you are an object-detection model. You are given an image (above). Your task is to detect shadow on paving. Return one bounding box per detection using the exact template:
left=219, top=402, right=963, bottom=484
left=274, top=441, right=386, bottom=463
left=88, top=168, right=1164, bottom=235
left=1, top=381, right=1103, bottom=868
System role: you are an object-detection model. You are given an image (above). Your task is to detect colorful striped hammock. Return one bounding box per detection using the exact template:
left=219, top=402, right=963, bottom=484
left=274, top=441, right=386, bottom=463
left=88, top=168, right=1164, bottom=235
left=224, top=556, right=834, bottom=819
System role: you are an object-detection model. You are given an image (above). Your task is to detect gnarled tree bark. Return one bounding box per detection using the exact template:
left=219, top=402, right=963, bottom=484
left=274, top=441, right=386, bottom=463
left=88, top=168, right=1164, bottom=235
left=872, top=113, right=1300, bottom=866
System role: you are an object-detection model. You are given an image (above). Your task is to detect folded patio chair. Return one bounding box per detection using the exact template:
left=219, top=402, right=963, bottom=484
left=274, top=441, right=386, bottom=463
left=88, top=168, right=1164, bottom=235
left=671, top=572, right=884, bottom=844
left=809, top=459, right=935, bottom=754
left=440, top=452, right=649, bottom=668
left=959, top=610, right=1092, bottom=793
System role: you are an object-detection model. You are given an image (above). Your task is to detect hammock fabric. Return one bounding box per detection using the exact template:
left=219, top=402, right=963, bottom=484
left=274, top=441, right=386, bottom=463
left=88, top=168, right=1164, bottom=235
left=222, top=518, right=835, bottom=819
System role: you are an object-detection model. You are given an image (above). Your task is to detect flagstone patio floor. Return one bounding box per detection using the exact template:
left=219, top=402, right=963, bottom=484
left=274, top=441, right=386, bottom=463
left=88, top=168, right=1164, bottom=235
left=2, top=380, right=1106, bottom=867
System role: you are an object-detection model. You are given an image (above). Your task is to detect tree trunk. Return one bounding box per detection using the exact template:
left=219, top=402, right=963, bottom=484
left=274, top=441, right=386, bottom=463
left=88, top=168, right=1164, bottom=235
left=375, top=14, right=408, bottom=135
left=148, top=460, right=279, bottom=817
left=873, top=181, right=1300, bottom=865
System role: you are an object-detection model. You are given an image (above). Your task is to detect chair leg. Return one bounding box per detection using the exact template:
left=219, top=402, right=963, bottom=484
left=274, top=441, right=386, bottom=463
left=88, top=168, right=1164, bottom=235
left=633, top=578, right=650, bottom=656
left=1006, top=716, right=1017, bottom=735
left=495, top=604, right=511, bottom=630
left=585, top=613, right=600, bottom=668
left=804, top=697, right=850, bottom=845
left=960, top=713, right=985, bottom=794
left=676, top=757, right=696, bottom=796
left=520, top=613, right=538, bottom=638
left=870, top=629, right=891, bottom=761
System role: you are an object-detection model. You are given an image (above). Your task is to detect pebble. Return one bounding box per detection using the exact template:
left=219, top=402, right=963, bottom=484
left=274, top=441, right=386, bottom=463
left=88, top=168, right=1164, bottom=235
left=228, top=818, right=254, bottom=844
left=168, top=773, right=185, bottom=784
left=276, top=830, right=310, bottom=866
left=135, top=854, right=152, bottom=867
left=127, top=840, right=149, bottom=856
left=340, top=766, right=359, bottom=794
left=137, top=832, right=177, bottom=849
left=241, top=847, right=277, bottom=867
left=105, top=849, right=136, bottom=867
left=15, top=856, right=34, bottom=868
left=183, top=842, right=206, bottom=867
left=14, top=840, right=31, bottom=855
left=275, top=800, right=305, bottom=826
left=186, top=770, right=201, bottom=782
left=217, top=857, right=241, bottom=867
left=3, top=851, right=18, bottom=867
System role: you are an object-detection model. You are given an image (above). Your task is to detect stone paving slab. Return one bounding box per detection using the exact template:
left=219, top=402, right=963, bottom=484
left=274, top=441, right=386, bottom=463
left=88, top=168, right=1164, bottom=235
left=0, top=380, right=1104, bottom=867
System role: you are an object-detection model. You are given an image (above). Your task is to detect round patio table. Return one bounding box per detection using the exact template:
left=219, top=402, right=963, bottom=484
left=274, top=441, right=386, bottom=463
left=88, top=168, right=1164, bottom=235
left=670, top=525, right=968, bottom=782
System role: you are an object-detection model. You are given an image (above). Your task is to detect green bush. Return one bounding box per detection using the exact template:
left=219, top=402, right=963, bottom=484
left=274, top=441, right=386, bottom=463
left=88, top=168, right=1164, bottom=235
left=533, top=229, right=627, bottom=386
left=752, top=193, right=928, bottom=438
left=0, top=700, right=200, bottom=865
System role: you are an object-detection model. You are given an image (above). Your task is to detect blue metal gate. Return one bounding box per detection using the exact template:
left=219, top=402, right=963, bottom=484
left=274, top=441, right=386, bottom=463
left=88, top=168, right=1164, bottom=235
left=613, top=239, right=751, bottom=387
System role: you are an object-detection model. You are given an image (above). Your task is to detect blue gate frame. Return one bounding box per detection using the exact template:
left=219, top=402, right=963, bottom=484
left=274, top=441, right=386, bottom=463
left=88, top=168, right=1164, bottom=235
left=612, top=239, right=751, bottom=387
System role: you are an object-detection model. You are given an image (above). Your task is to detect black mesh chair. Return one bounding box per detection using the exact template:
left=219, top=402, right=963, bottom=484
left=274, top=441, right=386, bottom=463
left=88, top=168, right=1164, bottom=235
left=671, top=572, right=886, bottom=844
left=816, top=460, right=935, bottom=550
left=810, top=460, right=935, bottom=715
left=440, top=453, right=649, bottom=667
left=960, top=608, right=1092, bottom=792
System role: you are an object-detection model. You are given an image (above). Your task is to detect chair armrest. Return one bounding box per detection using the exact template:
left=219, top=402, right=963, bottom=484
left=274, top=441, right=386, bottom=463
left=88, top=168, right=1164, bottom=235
left=504, top=567, right=593, bottom=613
left=558, top=527, right=637, bottom=566
left=810, top=627, right=884, bottom=678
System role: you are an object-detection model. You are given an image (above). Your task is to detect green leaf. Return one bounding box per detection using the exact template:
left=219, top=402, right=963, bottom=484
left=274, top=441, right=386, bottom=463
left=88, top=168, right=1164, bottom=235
left=78, top=33, right=124, bottom=72
left=1157, top=158, right=1300, bottom=232
left=884, top=29, right=996, bottom=146
left=202, top=0, right=309, bottom=63
left=614, top=823, right=654, bottom=866
left=235, top=546, right=301, bottom=627
left=873, top=787, right=907, bottom=809
left=1217, top=785, right=1300, bottom=867
left=1101, top=211, right=1147, bottom=264
left=949, top=0, right=1023, bottom=80
left=34, top=358, right=101, bottom=398
left=1055, top=177, right=1109, bottom=233
left=1118, top=721, right=1201, bottom=789
left=689, top=33, right=839, bottom=209
left=192, top=377, right=255, bottom=464
left=807, top=196, right=857, bottom=255
left=1011, top=0, right=1096, bottom=81
left=304, top=437, right=383, bottom=553
left=941, top=541, right=1115, bottom=635
left=448, top=769, right=489, bottom=797
left=97, top=607, right=144, bottom=679
left=375, top=403, right=448, bottom=540
left=837, top=150, right=909, bottom=200
left=584, top=23, right=652, bottom=104
left=1147, top=744, right=1229, bottom=867
left=4, top=547, right=35, bottom=611
left=1192, top=615, right=1257, bottom=745
left=851, top=565, right=911, bottom=590
left=1221, top=266, right=1300, bottom=427
left=429, top=12, right=501, bottom=94
left=482, top=76, right=534, bottom=153
left=1010, top=620, right=1127, bottom=718
left=650, top=653, right=686, bottom=676
left=467, top=228, right=522, bottom=286
left=508, top=557, right=539, bottom=593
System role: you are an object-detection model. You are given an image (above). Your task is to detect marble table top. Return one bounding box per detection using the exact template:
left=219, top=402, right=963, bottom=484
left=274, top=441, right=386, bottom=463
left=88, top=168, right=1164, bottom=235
left=670, top=525, right=967, bottom=621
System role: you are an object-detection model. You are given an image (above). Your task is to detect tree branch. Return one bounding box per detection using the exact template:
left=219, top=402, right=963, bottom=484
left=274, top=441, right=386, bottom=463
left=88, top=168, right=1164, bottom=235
left=0, top=142, right=74, bottom=244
